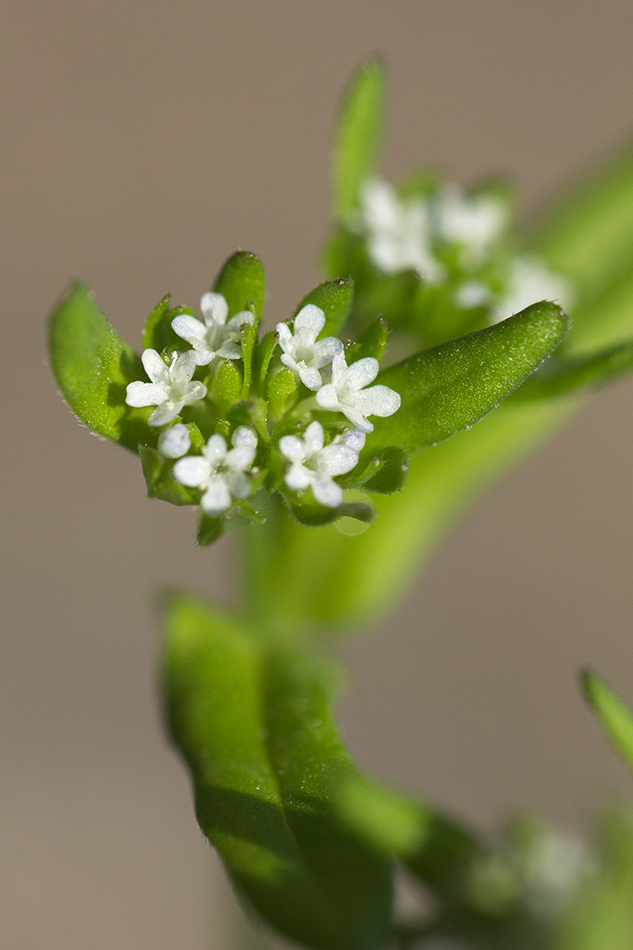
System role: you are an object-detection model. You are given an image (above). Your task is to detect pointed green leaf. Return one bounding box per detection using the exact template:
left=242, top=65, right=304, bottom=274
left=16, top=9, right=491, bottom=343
left=240, top=322, right=258, bottom=399
left=346, top=316, right=389, bottom=362
left=163, top=594, right=393, bottom=950
left=267, top=368, right=297, bottom=420
left=581, top=670, right=633, bottom=775
left=139, top=446, right=198, bottom=506
left=196, top=511, right=224, bottom=547
left=255, top=329, right=278, bottom=390
left=213, top=251, right=266, bottom=323
left=514, top=340, right=633, bottom=401
left=336, top=774, right=481, bottom=900
left=282, top=490, right=376, bottom=527
left=359, top=446, right=409, bottom=494
left=49, top=282, right=149, bottom=452
left=142, top=294, right=187, bottom=354
left=333, top=58, right=386, bottom=221
left=295, top=279, right=355, bottom=339
left=371, top=302, right=569, bottom=452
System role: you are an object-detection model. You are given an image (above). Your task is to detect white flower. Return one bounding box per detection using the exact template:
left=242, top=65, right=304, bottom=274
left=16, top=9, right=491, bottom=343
left=278, top=421, right=365, bottom=507
left=360, top=178, right=443, bottom=283
left=434, top=183, right=507, bottom=265
left=316, top=352, right=401, bottom=433
left=492, top=256, right=573, bottom=324
left=171, top=291, right=254, bottom=366
left=454, top=280, right=494, bottom=310
left=173, top=427, right=257, bottom=515
left=276, top=304, right=343, bottom=390
left=157, top=423, right=191, bottom=459
left=125, top=349, right=207, bottom=427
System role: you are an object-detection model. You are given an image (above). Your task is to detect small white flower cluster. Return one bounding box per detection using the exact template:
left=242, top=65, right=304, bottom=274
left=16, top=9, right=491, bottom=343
left=124, top=291, right=401, bottom=517
left=358, top=177, right=572, bottom=321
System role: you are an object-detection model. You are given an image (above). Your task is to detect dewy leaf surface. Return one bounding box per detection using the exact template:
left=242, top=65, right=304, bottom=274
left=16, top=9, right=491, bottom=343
left=581, top=670, right=633, bottom=775
left=332, top=58, right=385, bottom=221
left=163, top=594, right=392, bottom=950
left=48, top=282, right=148, bottom=451
left=370, top=302, right=569, bottom=452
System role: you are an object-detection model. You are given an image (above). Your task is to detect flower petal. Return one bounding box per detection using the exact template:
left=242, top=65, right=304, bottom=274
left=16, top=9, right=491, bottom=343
left=125, top=381, right=165, bottom=408
left=315, top=383, right=340, bottom=411
left=200, top=292, right=229, bottom=326
left=294, top=304, right=325, bottom=340
left=319, top=444, right=359, bottom=477
left=203, top=434, right=228, bottom=465
left=285, top=463, right=312, bottom=492
left=346, top=357, right=379, bottom=390
left=312, top=478, right=343, bottom=508
left=354, top=385, right=401, bottom=418
left=171, top=350, right=197, bottom=386
left=279, top=435, right=306, bottom=463
left=141, top=349, right=169, bottom=384
left=148, top=401, right=182, bottom=427
left=201, top=477, right=232, bottom=514
left=182, top=381, right=207, bottom=404
left=312, top=337, right=344, bottom=368
left=227, top=310, right=254, bottom=330
left=171, top=314, right=207, bottom=347
left=303, top=421, right=324, bottom=455
left=158, top=424, right=191, bottom=459
left=296, top=362, right=323, bottom=391
left=173, top=455, right=212, bottom=488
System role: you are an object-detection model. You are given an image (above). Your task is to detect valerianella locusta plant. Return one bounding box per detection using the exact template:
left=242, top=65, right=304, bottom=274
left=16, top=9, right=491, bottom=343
left=49, top=56, right=633, bottom=950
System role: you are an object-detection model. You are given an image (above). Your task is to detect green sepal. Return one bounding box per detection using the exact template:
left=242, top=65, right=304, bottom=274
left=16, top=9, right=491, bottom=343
left=335, top=774, right=481, bottom=901
left=345, top=316, right=389, bottom=362
left=581, top=669, right=633, bottom=775
left=371, top=302, right=569, bottom=452
left=282, top=490, right=376, bottom=527
left=162, top=593, right=393, bottom=949
left=49, top=282, right=149, bottom=452
left=357, top=446, right=409, bottom=494
left=295, top=278, right=355, bottom=339
left=513, top=340, right=633, bottom=401
left=268, top=368, right=297, bottom=420
left=139, top=445, right=199, bottom=506
left=332, top=58, right=385, bottom=221
left=211, top=360, right=243, bottom=414
left=213, top=251, right=266, bottom=324
left=239, top=322, right=258, bottom=399
left=142, top=294, right=189, bottom=354
left=196, top=511, right=224, bottom=547
left=255, top=329, right=278, bottom=391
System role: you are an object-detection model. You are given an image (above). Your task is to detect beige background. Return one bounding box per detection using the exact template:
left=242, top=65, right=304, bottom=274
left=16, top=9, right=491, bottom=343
left=4, top=1, right=633, bottom=947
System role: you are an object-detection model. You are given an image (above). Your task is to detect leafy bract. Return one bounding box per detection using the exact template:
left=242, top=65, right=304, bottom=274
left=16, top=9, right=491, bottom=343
left=581, top=669, right=633, bottom=775
left=370, top=302, right=569, bottom=452
left=163, top=594, right=393, bottom=950
left=332, top=58, right=385, bottom=221
left=295, top=278, right=355, bottom=339
left=49, top=282, right=148, bottom=452
left=513, top=340, right=633, bottom=401
left=213, top=251, right=266, bottom=324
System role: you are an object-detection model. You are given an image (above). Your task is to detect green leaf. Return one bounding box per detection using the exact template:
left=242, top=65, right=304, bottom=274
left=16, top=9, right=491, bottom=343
left=211, top=360, right=243, bottom=414
left=359, top=446, right=409, bottom=494
left=142, top=294, right=186, bottom=353
left=267, top=368, right=297, bottom=420
left=196, top=511, right=225, bottom=547
left=371, top=302, right=569, bottom=452
left=295, top=279, right=355, bottom=339
left=139, top=446, right=198, bottom=506
left=581, top=670, right=633, bottom=775
left=333, top=58, right=386, bottom=221
left=336, top=774, right=481, bottom=900
left=282, top=490, right=376, bottom=527
left=531, top=143, right=633, bottom=307
left=162, top=594, right=393, bottom=950
left=213, top=251, right=266, bottom=324
left=346, top=316, right=389, bottom=362
left=240, top=322, right=258, bottom=399
left=49, top=282, right=149, bottom=452
left=513, top=340, right=633, bottom=401
left=255, top=329, right=278, bottom=391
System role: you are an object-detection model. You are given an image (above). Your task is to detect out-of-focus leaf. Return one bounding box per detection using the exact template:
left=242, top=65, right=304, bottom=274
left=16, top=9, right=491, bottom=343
left=532, top=143, right=633, bottom=306
left=162, top=593, right=393, bottom=950
left=295, top=278, right=355, bottom=339
left=370, top=302, right=569, bottom=452
left=514, top=341, right=633, bottom=400
left=356, top=446, right=409, bottom=494
left=49, top=282, right=149, bottom=452
left=332, top=58, right=385, bottom=221
left=581, top=670, right=633, bottom=775
left=336, top=774, right=481, bottom=900
left=346, top=316, right=389, bottom=362
left=213, top=251, right=266, bottom=324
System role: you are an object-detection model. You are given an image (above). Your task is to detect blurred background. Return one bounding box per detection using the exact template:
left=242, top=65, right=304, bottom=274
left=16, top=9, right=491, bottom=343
left=3, top=0, right=633, bottom=946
